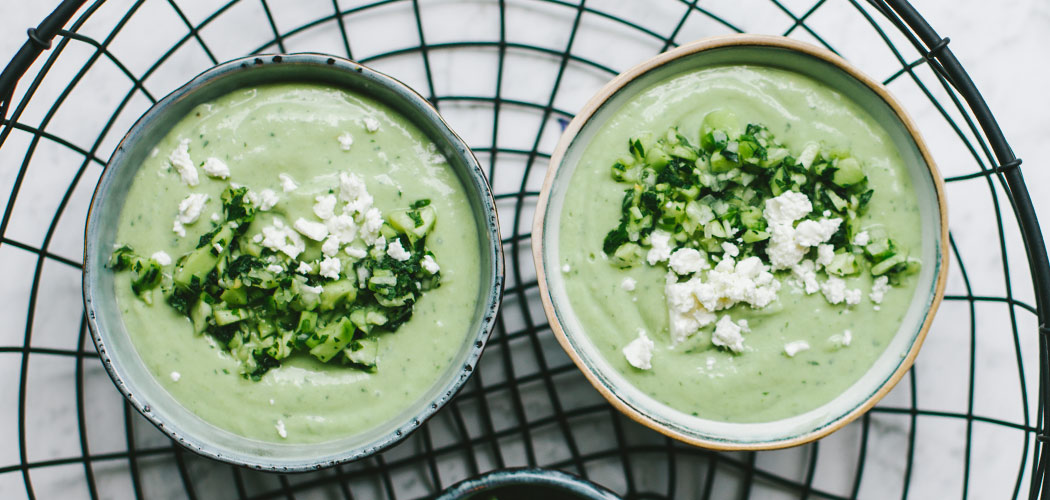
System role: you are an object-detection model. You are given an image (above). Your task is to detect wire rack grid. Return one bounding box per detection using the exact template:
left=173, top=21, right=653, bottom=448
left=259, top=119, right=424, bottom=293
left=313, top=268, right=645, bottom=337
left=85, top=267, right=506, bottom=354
left=0, top=0, right=1046, bottom=499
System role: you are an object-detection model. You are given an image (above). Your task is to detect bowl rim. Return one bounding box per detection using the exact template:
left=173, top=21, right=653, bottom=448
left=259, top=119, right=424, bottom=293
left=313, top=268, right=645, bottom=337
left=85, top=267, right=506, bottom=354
left=531, top=34, right=949, bottom=450
left=434, top=467, right=622, bottom=500
left=82, top=52, right=504, bottom=470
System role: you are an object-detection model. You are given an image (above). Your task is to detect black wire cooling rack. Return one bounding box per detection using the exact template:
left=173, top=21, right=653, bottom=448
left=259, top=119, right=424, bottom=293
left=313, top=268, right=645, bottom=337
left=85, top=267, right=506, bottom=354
left=1, top=0, right=1048, bottom=498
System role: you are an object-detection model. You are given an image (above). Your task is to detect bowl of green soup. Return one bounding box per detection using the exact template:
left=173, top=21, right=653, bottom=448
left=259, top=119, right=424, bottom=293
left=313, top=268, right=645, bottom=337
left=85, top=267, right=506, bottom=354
left=83, top=54, right=503, bottom=469
left=435, top=468, right=620, bottom=500
left=533, top=35, right=948, bottom=449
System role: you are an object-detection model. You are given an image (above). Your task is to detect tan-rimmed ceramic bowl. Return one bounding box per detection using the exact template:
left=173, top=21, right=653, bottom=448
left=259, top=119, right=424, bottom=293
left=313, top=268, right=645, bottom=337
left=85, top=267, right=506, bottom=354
left=532, top=34, right=948, bottom=450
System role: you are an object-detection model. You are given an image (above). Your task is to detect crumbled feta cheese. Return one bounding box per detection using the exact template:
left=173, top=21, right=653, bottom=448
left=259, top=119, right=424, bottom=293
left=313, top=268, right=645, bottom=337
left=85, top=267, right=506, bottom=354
left=296, top=261, right=312, bottom=274
left=360, top=208, right=384, bottom=244
left=363, top=117, right=380, bottom=132
left=821, top=276, right=847, bottom=304
left=256, top=189, right=279, bottom=211
left=664, top=257, right=779, bottom=345
left=278, top=173, right=298, bottom=192
left=821, top=276, right=861, bottom=305
left=339, top=172, right=374, bottom=215
left=210, top=212, right=221, bottom=222
left=150, top=251, right=172, bottom=266
left=172, top=193, right=209, bottom=237
left=387, top=239, right=411, bottom=261
left=300, top=284, right=323, bottom=297
left=829, top=330, right=852, bottom=347
left=319, top=257, right=342, bottom=279
left=763, top=191, right=818, bottom=270
left=321, top=236, right=341, bottom=257
left=293, top=218, right=329, bottom=241
left=766, top=223, right=807, bottom=270
left=692, top=257, right=780, bottom=312
left=562, top=264, right=571, bottom=273
left=621, top=277, right=636, bottom=291
left=854, top=231, right=870, bottom=247
left=823, top=210, right=832, bottom=217
left=275, top=420, right=287, bottom=439
left=170, top=371, right=181, bottom=382
left=669, top=248, right=708, bottom=275
left=337, top=132, right=354, bottom=151
left=313, top=194, right=337, bottom=221
left=177, top=193, right=208, bottom=223
left=326, top=213, right=358, bottom=242
left=345, top=245, right=368, bottom=259
left=201, top=157, right=230, bottom=179
left=784, top=340, right=810, bottom=357
left=646, top=230, right=673, bottom=265
left=764, top=191, right=812, bottom=226
left=791, top=260, right=820, bottom=295
left=356, top=266, right=370, bottom=283
left=622, top=329, right=655, bottom=370
left=260, top=219, right=306, bottom=258
left=844, top=288, right=862, bottom=305
left=665, top=275, right=718, bottom=345
left=252, top=233, right=263, bottom=243
left=870, top=275, right=890, bottom=304
left=721, top=242, right=740, bottom=258
left=816, top=244, right=835, bottom=267
left=212, top=243, right=223, bottom=254
left=794, top=218, right=842, bottom=247
left=421, top=255, right=440, bottom=274
left=265, top=264, right=283, bottom=273
left=712, top=315, right=748, bottom=353
left=168, top=138, right=199, bottom=186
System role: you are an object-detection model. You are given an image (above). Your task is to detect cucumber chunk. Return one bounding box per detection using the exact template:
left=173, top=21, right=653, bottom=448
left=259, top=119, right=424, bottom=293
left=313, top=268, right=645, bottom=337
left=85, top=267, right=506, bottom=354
left=213, top=306, right=249, bottom=326
left=308, top=318, right=355, bottom=363
left=832, top=157, right=866, bottom=186
left=296, top=311, right=317, bottom=335
left=345, top=337, right=378, bottom=369
left=320, top=279, right=358, bottom=311
left=387, top=205, right=436, bottom=243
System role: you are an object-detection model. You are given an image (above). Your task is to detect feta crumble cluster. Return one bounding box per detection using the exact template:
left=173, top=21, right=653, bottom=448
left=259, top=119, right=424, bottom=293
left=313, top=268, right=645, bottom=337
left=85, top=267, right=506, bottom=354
left=163, top=138, right=440, bottom=287
left=249, top=171, right=440, bottom=281
left=622, top=329, right=654, bottom=370
left=624, top=190, right=888, bottom=368
left=661, top=254, right=778, bottom=348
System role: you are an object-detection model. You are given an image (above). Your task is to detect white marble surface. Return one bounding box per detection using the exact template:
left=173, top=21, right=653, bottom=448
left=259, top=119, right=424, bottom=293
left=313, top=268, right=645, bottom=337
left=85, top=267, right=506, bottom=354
left=0, top=1, right=1046, bottom=499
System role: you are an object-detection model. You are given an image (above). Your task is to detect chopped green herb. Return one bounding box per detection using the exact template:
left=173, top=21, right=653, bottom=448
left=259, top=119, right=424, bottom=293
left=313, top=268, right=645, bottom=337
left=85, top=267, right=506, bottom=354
left=111, top=186, right=443, bottom=380
left=601, top=111, right=918, bottom=284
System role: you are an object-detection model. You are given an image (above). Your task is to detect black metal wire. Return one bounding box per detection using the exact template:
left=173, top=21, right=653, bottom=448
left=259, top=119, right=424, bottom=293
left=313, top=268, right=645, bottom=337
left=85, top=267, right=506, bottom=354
left=0, top=0, right=1046, bottom=499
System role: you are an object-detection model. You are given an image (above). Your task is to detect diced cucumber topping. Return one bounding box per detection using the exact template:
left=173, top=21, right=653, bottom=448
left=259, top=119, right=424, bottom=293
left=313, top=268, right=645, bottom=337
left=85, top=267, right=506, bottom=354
left=601, top=112, right=919, bottom=298
left=110, top=183, right=444, bottom=380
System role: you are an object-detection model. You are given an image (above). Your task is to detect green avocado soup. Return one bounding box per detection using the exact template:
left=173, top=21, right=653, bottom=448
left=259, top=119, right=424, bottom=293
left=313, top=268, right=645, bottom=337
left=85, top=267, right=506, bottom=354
left=558, top=65, right=921, bottom=423
left=113, top=83, right=481, bottom=443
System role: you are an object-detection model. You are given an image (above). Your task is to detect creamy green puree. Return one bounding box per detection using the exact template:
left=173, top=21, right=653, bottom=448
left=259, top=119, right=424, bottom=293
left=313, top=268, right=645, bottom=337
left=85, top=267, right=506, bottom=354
left=558, top=65, right=920, bottom=422
left=114, top=83, right=480, bottom=442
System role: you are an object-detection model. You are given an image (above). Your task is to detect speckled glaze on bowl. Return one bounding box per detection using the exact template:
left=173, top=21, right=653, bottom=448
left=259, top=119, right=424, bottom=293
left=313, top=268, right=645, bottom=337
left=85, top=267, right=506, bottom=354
left=532, top=35, right=948, bottom=450
left=82, top=53, right=504, bottom=471
left=435, top=468, right=621, bottom=500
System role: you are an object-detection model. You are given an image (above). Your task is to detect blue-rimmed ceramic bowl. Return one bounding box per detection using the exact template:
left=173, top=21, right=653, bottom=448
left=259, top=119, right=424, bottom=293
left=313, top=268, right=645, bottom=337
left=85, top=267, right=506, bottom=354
left=436, top=468, right=621, bottom=500
left=83, top=53, right=504, bottom=470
